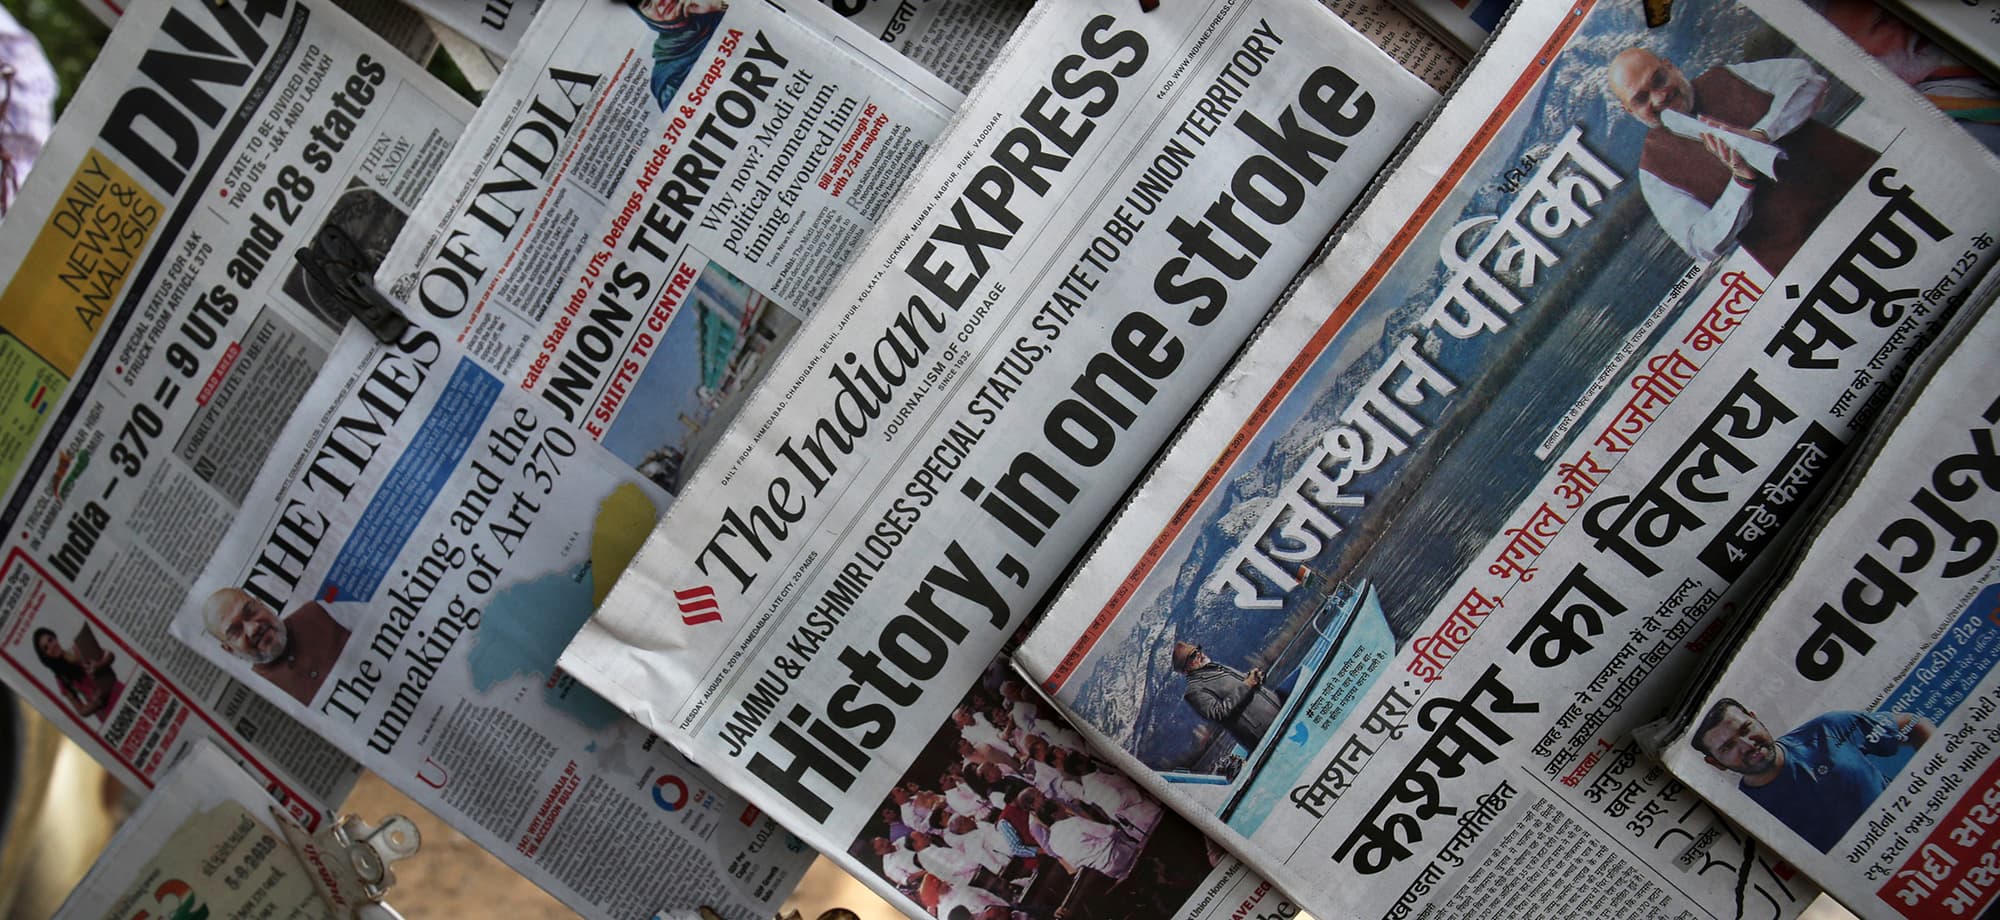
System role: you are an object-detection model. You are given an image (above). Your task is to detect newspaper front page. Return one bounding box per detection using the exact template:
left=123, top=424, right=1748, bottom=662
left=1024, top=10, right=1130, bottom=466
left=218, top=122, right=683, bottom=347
left=1016, top=0, right=2000, bottom=916
left=0, top=0, right=472, bottom=821
left=169, top=324, right=814, bottom=919
left=1654, top=277, right=2000, bottom=920
left=558, top=0, right=1438, bottom=916
left=51, top=741, right=341, bottom=920
left=377, top=0, right=957, bottom=492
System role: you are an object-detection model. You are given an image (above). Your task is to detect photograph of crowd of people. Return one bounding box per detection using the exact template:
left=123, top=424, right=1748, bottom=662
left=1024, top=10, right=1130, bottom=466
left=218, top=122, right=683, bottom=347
left=848, top=660, right=1219, bottom=920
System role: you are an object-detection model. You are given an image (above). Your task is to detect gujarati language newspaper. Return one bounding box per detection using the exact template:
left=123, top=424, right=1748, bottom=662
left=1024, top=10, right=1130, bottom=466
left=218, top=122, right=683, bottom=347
left=170, top=324, right=814, bottom=920
left=557, top=0, right=1438, bottom=916
left=0, top=0, right=472, bottom=821
left=1654, top=273, right=2000, bottom=920
left=51, top=741, right=345, bottom=920
left=1016, top=0, right=2000, bottom=916
left=375, top=0, right=958, bottom=491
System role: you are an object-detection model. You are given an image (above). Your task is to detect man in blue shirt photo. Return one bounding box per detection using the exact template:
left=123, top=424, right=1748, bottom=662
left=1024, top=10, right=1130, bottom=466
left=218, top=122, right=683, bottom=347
left=1692, top=698, right=1932, bottom=852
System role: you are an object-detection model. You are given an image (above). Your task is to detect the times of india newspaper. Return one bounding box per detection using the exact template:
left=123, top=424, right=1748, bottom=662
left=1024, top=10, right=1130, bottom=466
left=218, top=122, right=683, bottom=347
left=173, top=325, right=816, bottom=920
left=376, top=0, right=959, bottom=494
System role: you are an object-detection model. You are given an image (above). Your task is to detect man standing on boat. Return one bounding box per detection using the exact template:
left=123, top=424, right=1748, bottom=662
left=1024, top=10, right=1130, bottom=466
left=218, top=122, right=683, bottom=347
left=1172, top=640, right=1283, bottom=751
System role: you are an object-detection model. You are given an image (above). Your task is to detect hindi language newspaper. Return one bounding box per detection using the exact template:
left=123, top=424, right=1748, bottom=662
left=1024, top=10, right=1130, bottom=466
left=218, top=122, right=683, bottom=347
left=169, top=323, right=815, bottom=919
left=1652, top=273, right=2000, bottom=920
left=375, top=0, right=959, bottom=491
left=0, top=0, right=473, bottom=822
left=556, top=0, right=1438, bottom=915
left=51, top=741, right=346, bottom=920
left=1015, top=0, right=2000, bottom=916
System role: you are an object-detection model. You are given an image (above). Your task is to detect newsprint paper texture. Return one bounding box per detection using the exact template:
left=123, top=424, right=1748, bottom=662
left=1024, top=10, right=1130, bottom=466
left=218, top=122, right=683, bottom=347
left=0, top=0, right=472, bottom=821
left=51, top=741, right=339, bottom=920
left=171, top=325, right=813, bottom=919
left=1017, top=0, right=2000, bottom=916
left=403, top=0, right=542, bottom=58
left=376, top=0, right=957, bottom=496
left=1656, top=276, right=2000, bottom=918
left=558, top=0, right=1438, bottom=917
left=813, top=0, right=1033, bottom=93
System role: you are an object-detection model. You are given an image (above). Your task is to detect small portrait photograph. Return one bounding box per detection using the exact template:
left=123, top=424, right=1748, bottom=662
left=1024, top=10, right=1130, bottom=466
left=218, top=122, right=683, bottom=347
left=31, top=624, right=123, bottom=722
left=1604, top=42, right=1875, bottom=274
left=201, top=587, right=355, bottom=706
left=1690, top=698, right=1932, bottom=852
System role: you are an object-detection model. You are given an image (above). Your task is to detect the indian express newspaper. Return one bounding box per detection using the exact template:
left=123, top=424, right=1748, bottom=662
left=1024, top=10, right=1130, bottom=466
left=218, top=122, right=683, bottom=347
left=1652, top=276, right=2000, bottom=920
left=558, top=0, right=1437, bottom=916
left=169, top=324, right=813, bottom=920
left=52, top=741, right=343, bottom=920
left=376, top=0, right=957, bottom=490
left=0, top=0, right=470, bottom=820
left=1017, top=0, right=2000, bottom=915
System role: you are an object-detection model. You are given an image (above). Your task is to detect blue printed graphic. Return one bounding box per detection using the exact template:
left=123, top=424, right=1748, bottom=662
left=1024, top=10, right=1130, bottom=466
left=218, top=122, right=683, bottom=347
left=1222, top=585, right=1395, bottom=835
left=1885, top=583, right=2000, bottom=725
left=316, top=359, right=500, bottom=603
left=466, top=564, right=623, bottom=731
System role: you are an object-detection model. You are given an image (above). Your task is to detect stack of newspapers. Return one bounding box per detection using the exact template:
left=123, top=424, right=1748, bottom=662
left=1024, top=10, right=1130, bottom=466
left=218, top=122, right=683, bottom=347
left=2, top=0, right=1997, bottom=918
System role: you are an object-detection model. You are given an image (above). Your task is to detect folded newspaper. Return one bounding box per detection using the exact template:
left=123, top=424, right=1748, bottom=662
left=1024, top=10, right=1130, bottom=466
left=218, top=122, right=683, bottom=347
left=811, top=0, right=1034, bottom=93
left=0, top=0, right=473, bottom=821
left=169, top=323, right=813, bottom=919
left=1652, top=271, right=2000, bottom=919
left=555, top=0, right=1439, bottom=915
left=1015, top=0, right=2000, bottom=916
left=51, top=741, right=349, bottom=920
left=1324, top=0, right=1467, bottom=91
left=1390, top=0, right=1507, bottom=58
left=376, top=0, right=958, bottom=491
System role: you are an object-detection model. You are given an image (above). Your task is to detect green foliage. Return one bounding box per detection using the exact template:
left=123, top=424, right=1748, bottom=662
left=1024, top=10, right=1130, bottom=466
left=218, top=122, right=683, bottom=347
left=2, top=0, right=108, bottom=115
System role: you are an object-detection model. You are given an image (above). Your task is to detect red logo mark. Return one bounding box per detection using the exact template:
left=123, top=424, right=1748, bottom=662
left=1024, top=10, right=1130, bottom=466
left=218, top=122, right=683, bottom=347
left=675, top=586, right=722, bottom=626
